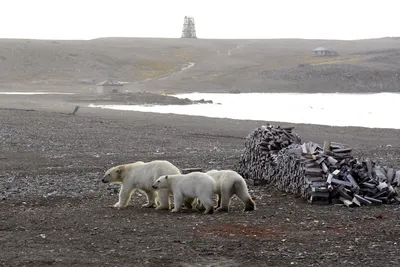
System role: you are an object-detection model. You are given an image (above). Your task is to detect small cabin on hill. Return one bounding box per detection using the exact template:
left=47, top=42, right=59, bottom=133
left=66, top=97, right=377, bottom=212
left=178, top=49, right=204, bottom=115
left=312, top=47, right=339, bottom=57
left=96, top=79, right=124, bottom=94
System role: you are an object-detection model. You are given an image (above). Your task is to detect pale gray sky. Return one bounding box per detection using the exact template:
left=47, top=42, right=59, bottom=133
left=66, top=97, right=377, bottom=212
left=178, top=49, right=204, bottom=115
left=0, top=0, right=398, bottom=40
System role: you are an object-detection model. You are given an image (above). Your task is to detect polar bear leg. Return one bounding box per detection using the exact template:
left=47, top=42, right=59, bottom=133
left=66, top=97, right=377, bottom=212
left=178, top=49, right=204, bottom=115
left=236, top=189, right=256, bottom=211
left=182, top=198, right=195, bottom=209
left=197, top=194, right=220, bottom=210
left=155, top=189, right=170, bottom=210
left=216, top=193, right=222, bottom=208
left=199, top=195, right=214, bottom=214
left=216, top=188, right=233, bottom=212
left=171, top=192, right=184, bottom=213
left=142, top=190, right=157, bottom=208
left=195, top=199, right=206, bottom=211
left=115, top=186, right=134, bottom=208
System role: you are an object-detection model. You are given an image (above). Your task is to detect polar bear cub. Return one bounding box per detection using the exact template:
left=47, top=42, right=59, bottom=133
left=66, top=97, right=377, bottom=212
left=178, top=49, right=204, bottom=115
left=101, top=160, right=181, bottom=209
left=152, top=172, right=216, bottom=214
left=204, top=169, right=256, bottom=212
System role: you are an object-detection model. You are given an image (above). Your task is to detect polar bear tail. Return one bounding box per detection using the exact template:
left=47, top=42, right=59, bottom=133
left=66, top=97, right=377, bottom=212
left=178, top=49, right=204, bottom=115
left=234, top=179, right=256, bottom=212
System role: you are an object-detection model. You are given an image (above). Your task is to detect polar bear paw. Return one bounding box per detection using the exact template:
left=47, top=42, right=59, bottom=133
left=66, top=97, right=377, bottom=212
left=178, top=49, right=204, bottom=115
left=142, top=203, right=156, bottom=208
left=155, top=205, right=170, bottom=210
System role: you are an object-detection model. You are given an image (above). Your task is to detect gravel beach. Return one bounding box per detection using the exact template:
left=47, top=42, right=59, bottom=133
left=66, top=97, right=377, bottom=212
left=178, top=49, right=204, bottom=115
left=1, top=94, right=400, bottom=266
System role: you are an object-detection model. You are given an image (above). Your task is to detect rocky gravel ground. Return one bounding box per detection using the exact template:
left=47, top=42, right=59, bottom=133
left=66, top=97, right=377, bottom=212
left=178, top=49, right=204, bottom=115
left=1, top=104, right=400, bottom=267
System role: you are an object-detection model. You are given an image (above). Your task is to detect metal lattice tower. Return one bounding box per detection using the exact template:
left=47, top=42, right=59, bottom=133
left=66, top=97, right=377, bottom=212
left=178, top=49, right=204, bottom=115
left=181, top=16, right=197, bottom=38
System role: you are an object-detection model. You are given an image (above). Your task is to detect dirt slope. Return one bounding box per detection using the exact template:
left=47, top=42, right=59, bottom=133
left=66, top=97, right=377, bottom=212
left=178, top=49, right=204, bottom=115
left=1, top=37, right=400, bottom=93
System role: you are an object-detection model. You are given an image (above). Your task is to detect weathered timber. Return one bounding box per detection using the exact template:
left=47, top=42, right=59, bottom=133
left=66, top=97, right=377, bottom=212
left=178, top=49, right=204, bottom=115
left=305, top=177, right=325, bottom=184
left=339, top=190, right=353, bottom=201
left=331, top=178, right=352, bottom=188
left=377, top=182, right=389, bottom=191
left=332, top=148, right=352, bottom=153
left=305, top=168, right=323, bottom=176
left=311, top=191, right=330, bottom=198
left=340, top=197, right=354, bottom=207
left=346, top=174, right=359, bottom=189
left=301, top=144, right=308, bottom=154
left=366, top=160, right=373, bottom=179
left=330, top=142, right=350, bottom=149
left=327, top=156, right=338, bottom=165
left=321, top=162, right=329, bottom=173
left=362, top=182, right=377, bottom=189
left=70, top=105, right=80, bottom=115
left=354, top=194, right=372, bottom=205
left=315, top=156, right=327, bottom=165
left=394, top=171, right=400, bottom=186
left=352, top=197, right=361, bottom=207
left=326, top=173, right=333, bottom=185
left=359, top=188, right=378, bottom=195
left=364, top=196, right=383, bottom=204
left=386, top=168, right=395, bottom=185
left=235, top=124, right=400, bottom=208
left=281, top=126, right=294, bottom=132
left=305, top=162, right=319, bottom=168
left=375, top=168, right=387, bottom=182
left=330, top=185, right=345, bottom=197
left=372, top=189, right=389, bottom=199
left=311, top=182, right=329, bottom=188
left=323, top=141, right=331, bottom=152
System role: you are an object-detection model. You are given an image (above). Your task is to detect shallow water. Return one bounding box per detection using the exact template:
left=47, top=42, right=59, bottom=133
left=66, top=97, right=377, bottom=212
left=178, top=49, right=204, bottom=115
left=89, top=92, right=400, bottom=129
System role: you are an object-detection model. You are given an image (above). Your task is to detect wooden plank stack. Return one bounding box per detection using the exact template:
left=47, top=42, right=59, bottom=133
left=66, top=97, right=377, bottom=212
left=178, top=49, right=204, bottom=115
left=236, top=125, right=400, bottom=207
left=236, top=124, right=303, bottom=191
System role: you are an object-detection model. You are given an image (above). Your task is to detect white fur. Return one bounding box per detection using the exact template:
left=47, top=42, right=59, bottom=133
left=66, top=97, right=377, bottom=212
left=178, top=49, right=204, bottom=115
left=102, top=160, right=181, bottom=209
left=204, top=169, right=256, bottom=212
left=152, top=172, right=216, bottom=214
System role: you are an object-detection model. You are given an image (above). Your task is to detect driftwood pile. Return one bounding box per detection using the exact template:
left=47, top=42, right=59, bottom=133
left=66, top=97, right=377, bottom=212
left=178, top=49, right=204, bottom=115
left=236, top=124, right=400, bottom=206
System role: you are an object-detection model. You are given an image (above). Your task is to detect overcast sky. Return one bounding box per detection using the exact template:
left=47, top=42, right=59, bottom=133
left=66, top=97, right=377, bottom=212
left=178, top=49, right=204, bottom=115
left=0, top=0, right=398, bottom=40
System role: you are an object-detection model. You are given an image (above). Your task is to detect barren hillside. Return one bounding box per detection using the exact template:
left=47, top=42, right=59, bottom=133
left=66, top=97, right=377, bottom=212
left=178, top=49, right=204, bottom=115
left=1, top=37, right=399, bottom=93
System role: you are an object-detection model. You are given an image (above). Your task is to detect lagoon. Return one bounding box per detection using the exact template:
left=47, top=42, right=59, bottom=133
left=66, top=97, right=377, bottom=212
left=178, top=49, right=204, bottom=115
left=89, top=92, right=400, bottom=129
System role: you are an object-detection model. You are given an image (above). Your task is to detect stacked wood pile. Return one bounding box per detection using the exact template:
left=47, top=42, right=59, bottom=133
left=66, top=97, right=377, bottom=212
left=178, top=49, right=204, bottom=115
left=236, top=124, right=302, bottom=176
left=236, top=125, right=400, bottom=206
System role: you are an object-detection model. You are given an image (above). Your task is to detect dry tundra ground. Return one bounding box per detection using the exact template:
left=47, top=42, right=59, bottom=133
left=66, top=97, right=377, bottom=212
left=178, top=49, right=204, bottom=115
left=1, top=96, right=400, bottom=266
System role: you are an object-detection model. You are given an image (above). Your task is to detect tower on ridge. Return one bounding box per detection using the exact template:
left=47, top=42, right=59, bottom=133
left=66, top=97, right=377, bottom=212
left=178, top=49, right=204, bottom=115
left=181, top=16, right=197, bottom=38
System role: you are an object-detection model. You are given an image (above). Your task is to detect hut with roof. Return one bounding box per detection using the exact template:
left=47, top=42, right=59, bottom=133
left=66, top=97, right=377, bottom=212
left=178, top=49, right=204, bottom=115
left=96, top=79, right=124, bottom=94
left=312, top=47, right=339, bottom=57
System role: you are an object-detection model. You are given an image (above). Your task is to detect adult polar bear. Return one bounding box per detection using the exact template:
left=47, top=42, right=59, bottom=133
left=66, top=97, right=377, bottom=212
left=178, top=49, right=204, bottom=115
left=152, top=172, right=216, bottom=214
left=197, top=169, right=256, bottom=212
left=101, top=160, right=181, bottom=209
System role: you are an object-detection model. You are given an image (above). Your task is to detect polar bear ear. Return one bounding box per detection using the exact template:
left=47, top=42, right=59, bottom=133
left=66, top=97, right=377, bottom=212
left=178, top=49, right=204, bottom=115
left=165, top=175, right=168, bottom=179
left=116, top=168, right=121, bottom=174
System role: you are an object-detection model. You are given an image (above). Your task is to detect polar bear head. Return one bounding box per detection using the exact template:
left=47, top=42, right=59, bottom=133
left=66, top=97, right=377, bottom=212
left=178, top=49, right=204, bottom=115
left=152, top=175, right=169, bottom=189
left=101, top=165, right=124, bottom=184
